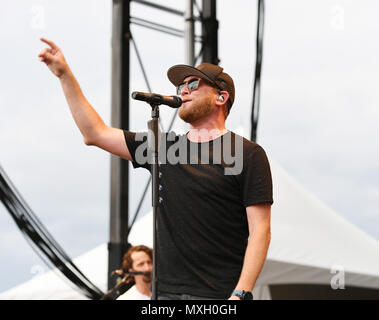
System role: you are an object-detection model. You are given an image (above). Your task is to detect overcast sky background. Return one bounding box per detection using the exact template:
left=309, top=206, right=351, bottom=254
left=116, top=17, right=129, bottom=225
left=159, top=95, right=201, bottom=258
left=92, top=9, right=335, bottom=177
left=1, top=0, right=379, bottom=293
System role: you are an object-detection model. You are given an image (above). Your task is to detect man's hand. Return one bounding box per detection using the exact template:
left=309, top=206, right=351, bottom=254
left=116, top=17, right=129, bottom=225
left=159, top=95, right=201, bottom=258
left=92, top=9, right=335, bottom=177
left=38, top=38, right=69, bottom=78
left=228, top=296, right=241, bottom=300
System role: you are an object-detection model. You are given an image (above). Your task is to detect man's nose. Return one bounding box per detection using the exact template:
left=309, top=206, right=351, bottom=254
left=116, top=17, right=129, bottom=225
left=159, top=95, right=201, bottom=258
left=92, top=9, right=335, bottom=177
left=180, top=84, right=190, bottom=96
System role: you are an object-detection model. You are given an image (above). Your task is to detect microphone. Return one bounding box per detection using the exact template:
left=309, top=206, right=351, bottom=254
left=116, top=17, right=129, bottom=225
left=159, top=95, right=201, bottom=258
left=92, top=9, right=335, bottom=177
left=132, top=91, right=182, bottom=108
left=111, top=269, right=151, bottom=277
left=129, top=271, right=151, bottom=276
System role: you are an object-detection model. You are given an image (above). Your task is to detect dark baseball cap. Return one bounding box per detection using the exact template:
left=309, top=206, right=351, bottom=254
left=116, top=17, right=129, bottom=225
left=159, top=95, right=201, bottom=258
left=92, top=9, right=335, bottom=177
left=167, top=62, right=235, bottom=110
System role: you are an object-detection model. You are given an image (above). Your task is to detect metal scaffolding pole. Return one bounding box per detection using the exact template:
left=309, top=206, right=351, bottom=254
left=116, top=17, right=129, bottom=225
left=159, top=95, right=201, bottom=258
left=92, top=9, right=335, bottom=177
left=185, top=0, right=195, bottom=66
left=201, top=0, right=219, bottom=65
left=108, top=0, right=131, bottom=290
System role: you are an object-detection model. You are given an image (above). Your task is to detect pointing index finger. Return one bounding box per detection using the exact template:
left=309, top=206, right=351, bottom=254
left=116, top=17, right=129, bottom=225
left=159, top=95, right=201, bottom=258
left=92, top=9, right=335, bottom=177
left=40, top=37, right=58, bottom=49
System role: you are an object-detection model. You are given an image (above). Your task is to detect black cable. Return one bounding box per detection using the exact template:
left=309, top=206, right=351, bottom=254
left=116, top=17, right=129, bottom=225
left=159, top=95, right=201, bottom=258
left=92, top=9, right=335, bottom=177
left=0, top=164, right=104, bottom=299
left=251, top=0, right=265, bottom=142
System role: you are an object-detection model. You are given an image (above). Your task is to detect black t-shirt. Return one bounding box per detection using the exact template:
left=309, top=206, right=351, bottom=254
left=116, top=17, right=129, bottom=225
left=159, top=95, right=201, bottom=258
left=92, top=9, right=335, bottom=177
left=124, top=130, right=273, bottom=299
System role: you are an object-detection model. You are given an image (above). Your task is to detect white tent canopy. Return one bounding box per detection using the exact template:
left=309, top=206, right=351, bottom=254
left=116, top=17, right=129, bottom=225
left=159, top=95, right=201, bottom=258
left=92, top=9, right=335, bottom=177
left=256, top=160, right=379, bottom=299
left=1, top=160, right=379, bottom=300
left=0, top=211, right=153, bottom=300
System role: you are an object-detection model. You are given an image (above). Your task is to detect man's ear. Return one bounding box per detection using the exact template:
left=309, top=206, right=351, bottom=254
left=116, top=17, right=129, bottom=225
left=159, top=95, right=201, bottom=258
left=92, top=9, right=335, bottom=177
left=215, top=91, right=230, bottom=107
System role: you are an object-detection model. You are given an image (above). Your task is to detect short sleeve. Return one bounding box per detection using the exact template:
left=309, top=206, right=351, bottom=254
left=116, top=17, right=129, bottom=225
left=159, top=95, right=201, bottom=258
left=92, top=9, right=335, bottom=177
left=242, top=146, right=273, bottom=207
left=123, top=130, right=150, bottom=171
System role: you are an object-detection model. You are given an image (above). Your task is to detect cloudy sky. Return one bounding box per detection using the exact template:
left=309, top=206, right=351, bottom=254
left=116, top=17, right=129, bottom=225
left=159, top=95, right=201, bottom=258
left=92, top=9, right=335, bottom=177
left=1, top=0, right=379, bottom=293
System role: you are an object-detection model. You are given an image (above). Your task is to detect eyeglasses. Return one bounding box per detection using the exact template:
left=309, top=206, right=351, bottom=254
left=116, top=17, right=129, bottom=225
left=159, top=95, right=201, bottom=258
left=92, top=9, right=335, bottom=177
left=176, top=78, right=202, bottom=95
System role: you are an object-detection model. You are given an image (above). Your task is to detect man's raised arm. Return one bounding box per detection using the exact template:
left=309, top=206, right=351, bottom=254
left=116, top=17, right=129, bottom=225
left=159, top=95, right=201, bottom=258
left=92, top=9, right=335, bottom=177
left=38, top=37, right=132, bottom=161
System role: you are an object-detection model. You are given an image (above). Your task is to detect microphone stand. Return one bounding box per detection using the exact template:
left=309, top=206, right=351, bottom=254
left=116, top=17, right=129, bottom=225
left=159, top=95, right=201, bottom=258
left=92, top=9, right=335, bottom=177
left=131, top=92, right=181, bottom=300
left=148, top=103, right=160, bottom=300
left=100, top=273, right=132, bottom=300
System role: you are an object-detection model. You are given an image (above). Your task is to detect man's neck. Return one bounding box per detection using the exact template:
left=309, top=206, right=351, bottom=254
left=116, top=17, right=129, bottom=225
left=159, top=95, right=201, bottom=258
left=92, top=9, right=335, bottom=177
left=187, top=115, right=227, bottom=143
left=135, top=282, right=151, bottom=297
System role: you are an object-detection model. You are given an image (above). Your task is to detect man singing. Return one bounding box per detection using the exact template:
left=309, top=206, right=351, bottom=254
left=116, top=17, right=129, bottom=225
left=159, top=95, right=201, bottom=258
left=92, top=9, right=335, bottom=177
left=38, top=37, right=273, bottom=300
